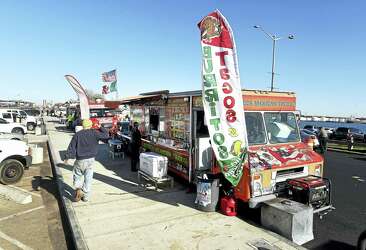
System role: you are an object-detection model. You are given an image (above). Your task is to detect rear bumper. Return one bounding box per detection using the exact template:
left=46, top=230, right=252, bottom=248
left=24, top=155, right=32, bottom=168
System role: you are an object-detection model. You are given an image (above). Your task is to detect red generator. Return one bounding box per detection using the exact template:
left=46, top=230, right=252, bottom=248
left=287, top=176, right=331, bottom=211
left=220, top=196, right=237, bottom=216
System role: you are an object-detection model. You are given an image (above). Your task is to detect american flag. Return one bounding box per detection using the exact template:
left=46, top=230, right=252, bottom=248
left=102, top=69, right=117, bottom=82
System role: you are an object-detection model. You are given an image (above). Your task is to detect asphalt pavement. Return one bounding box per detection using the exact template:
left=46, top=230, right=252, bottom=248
left=304, top=150, right=366, bottom=250
left=0, top=141, right=71, bottom=250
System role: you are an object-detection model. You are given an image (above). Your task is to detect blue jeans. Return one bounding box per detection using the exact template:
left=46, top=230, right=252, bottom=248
left=73, top=158, right=94, bottom=198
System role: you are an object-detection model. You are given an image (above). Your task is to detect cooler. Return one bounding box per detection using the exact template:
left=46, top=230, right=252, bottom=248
left=139, top=152, right=168, bottom=178
left=261, top=198, right=314, bottom=245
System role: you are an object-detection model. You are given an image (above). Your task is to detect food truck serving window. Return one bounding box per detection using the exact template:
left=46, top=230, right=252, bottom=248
left=245, top=112, right=266, bottom=145
left=264, top=112, right=300, bottom=144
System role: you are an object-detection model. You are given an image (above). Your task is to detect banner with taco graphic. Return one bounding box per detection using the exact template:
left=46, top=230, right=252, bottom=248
left=198, top=10, right=248, bottom=186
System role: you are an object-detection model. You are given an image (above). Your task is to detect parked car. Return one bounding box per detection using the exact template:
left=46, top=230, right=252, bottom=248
left=0, top=108, right=39, bottom=131
left=331, top=127, right=366, bottom=142
left=0, top=132, right=25, bottom=141
left=303, top=125, right=319, bottom=134
left=0, top=111, right=18, bottom=123
left=0, top=118, right=27, bottom=134
left=0, top=139, right=32, bottom=184
left=300, top=129, right=320, bottom=151
left=349, top=128, right=366, bottom=142
left=323, top=127, right=334, bottom=136
left=330, top=127, right=349, bottom=140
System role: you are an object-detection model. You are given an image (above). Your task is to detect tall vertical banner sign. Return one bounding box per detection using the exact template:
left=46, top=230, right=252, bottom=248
left=65, top=75, right=90, bottom=119
left=198, top=10, right=248, bottom=186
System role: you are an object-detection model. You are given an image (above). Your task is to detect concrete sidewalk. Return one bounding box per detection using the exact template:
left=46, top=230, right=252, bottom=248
left=46, top=119, right=305, bottom=250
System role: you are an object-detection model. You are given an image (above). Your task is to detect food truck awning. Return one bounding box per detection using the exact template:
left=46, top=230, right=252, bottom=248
left=105, top=94, right=163, bottom=107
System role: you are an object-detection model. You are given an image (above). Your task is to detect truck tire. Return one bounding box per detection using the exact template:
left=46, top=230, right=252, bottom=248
left=11, top=127, right=24, bottom=135
left=0, top=159, right=24, bottom=185
left=27, top=122, right=35, bottom=131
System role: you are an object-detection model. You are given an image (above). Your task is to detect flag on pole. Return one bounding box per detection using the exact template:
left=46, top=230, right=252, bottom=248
left=101, top=81, right=117, bottom=94
left=102, top=70, right=117, bottom=82
left=109, top=81, right=117, bottom=92
left=102, top=84, right=110, bottom=94
left=101, top=70, right=118, bottom=95
left=198, top=10, right=248, bottom=186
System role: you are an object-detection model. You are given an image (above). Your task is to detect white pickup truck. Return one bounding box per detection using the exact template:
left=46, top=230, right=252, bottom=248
left=0, top=139, right=32, bottom=184
left=0, top=108, right=39, bottom=131
left=0, top=118, right=27, bottom=134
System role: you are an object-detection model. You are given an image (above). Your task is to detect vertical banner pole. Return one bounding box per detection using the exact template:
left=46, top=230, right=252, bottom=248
left=198, top=10, right=248, bottom=186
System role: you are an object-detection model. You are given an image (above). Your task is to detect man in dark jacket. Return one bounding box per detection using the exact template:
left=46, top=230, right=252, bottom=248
left=130, top=122, right=141, bottom=172
left=64, top=119, right=109, bottom=202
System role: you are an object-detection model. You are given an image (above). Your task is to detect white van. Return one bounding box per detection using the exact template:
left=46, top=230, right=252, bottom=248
left=0, top=109, right=39, bottom=131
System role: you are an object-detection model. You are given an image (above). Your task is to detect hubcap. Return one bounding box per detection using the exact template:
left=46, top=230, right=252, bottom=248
left=5, top=164, right=18, bottom=178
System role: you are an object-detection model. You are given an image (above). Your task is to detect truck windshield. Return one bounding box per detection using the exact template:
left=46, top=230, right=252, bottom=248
left=263, top=112, right=300, bottom=144
left=245, top=112, right=266, bottom=145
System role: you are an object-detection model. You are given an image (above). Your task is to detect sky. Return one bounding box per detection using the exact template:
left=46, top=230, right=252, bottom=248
left=0, top=1, right=365, bottom=117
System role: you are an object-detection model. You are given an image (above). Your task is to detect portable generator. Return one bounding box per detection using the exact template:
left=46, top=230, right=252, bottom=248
left=287, top=175, right=331, bottom=210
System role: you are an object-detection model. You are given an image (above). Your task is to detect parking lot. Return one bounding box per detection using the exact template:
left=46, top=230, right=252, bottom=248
left=0, top=141, right=71, bottom=249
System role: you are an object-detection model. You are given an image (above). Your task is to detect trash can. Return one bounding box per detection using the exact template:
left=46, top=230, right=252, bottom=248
left=195, top=175, right=220, bottom=212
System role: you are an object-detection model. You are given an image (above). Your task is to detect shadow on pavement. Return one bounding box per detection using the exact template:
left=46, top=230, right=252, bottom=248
left=55, top=126, right=74, bottom=133
left=32, top=174, right=75, bottom=202
left=58, top=146, right=196, bottom=209
left=351, top=157, right=366, bottom=162
left=31, top=175, right=75, bottom=249
left=309, top=240, right=355, bottom=250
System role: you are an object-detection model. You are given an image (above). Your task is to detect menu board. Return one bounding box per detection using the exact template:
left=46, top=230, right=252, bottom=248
left=165, top=98, right=190, bottom=141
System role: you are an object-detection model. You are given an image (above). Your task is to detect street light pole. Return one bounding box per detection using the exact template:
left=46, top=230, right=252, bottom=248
left=271, top=38, right=276, bottom=91
left=253, top=25, right=294, bottom=91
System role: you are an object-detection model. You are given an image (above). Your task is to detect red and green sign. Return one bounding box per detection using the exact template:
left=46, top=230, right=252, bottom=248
left=198, top=10, right=248, bottom=186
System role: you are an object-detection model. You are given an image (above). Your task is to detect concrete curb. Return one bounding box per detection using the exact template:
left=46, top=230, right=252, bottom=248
left=47, top=128, right=89, bottom=250
left=328, top=147, right=366, bottom=156
left=0, top=185, right=32, bottom=204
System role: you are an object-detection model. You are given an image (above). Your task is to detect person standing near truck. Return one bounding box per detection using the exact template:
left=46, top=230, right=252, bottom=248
left=64, top=119, right=110, bottom=202
left=130, top=122, right=141, bottom=172
left=318, top=127, right=328, bottom=154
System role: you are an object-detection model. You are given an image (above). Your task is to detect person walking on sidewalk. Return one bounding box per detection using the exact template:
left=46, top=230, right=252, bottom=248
left=64, top=119, right=110, bottom=202
left=130, top=122, right=141, bottom=172
left=318, top=127, right=328, bottom=154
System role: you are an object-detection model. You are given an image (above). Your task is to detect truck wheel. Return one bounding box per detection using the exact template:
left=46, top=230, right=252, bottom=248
left=27, top=122, right=35, bottom=131
left=11, top=127, right=24, bottom=135
left=0, top=159, right=24, bottom=185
